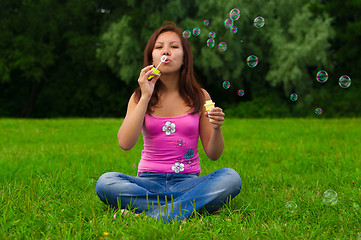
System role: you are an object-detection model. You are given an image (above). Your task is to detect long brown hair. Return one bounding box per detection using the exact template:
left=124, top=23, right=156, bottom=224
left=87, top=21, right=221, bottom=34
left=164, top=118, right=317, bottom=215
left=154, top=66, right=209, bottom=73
left=134, top=21, right=204, bottom=115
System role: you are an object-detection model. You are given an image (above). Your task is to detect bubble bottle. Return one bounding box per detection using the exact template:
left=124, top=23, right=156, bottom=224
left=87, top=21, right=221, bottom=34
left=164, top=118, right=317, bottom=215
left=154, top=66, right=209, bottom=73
left=148, top=55, right=167, bottom=80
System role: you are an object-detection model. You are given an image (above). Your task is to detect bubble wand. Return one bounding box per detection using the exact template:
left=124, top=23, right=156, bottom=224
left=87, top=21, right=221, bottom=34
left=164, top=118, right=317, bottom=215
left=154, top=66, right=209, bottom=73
left=148, top=55, right=167, bottom=80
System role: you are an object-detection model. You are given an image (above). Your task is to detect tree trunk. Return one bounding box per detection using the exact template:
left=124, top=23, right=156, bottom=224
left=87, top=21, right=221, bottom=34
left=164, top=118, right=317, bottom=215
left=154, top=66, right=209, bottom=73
left=21, top=79, right=44, bottom=118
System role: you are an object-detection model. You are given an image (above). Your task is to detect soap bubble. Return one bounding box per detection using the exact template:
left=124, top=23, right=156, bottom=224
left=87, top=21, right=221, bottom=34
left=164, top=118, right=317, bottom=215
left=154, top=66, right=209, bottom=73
left=315, top=108, right=323, bottom=115
left=254, top=16, right=265, bottom=28
left=339, top=75, right=351, bottom=88
left=203, top=19, right=210, bottom=26
left=238, top=89, right=245, bottom=96
left=218, top=42, right=227, bottom=52
left=224, top=18, right=234, bottom=28
left=222, top=81, right=231, bottom=89
left=285, top=201, right=298, bottom=216
left=192, top=27, right=201, bottom=36
left=230, top=8, right=240, bottom=21
left=290, top=93, right=298, bottom=102
left=247, top=55, right=259, bottom=67
left=208, top=31, right=216, bottom=38
left=316, top=70, right=329, bottom=83
left=230, top=26, right=238, bottom=34
left=206, top=38, right=215, bottom=48
left=322, top=190, right=338, bottom=205
left=182, top=30, right=191, bottom=39
left=99, top=9, right=111, bottom=14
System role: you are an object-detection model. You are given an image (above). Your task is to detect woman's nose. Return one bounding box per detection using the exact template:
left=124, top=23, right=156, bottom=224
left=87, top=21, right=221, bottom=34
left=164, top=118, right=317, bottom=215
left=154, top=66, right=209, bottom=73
left=162, top=47, right=170, bottom=56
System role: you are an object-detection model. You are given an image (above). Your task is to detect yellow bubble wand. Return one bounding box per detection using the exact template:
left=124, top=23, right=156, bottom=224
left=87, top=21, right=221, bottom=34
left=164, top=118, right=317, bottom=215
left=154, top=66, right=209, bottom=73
left=148, top=55, right=167, bottom=80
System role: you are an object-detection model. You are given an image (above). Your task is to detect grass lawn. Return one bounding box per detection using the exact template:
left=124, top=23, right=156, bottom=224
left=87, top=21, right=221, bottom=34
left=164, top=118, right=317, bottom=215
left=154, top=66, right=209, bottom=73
left=1, top=118, right=360, bottom=239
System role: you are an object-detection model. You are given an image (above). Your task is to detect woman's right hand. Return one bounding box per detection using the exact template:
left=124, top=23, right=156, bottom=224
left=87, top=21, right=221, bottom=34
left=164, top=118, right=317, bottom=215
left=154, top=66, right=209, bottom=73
left=138, top=65, right=161, bottom=100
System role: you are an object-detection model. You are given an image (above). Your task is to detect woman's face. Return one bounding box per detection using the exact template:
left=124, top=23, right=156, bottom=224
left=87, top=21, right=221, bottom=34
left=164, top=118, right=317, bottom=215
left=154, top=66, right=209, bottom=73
left=152, top=31, right=184, bottom=74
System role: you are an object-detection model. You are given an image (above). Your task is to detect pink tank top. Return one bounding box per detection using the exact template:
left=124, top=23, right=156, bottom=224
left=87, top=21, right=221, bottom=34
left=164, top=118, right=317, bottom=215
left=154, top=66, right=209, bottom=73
left=138, top=112, right=201, bottom=174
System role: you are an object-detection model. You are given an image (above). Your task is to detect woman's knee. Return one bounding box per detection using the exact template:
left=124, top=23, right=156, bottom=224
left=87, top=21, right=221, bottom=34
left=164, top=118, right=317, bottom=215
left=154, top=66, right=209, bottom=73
left=96, top=172, right=116, bottom=188
left=216, top=168, right=242, bottom=191
left=96, top=172, right=122, bottom=197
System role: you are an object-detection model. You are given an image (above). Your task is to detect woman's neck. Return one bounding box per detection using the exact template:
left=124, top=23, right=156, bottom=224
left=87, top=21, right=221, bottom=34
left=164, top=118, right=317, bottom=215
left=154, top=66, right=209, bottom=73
left=159, top=72, right=180, bottom=93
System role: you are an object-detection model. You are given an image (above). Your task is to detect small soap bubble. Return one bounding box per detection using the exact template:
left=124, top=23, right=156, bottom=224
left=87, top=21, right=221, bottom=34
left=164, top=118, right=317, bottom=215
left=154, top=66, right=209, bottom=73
left=238, top=89, right=245, bottom=96
left=100, top=9, right=111, bottom=14
left=339, top=75, right=351, bottom=88
left=290, top=93, right=298, bottom=102
left=230, top=26, right=238, bottom=34
left=316, top=70, right=328, bottom=83
left=352, top=202, right=360, bottom=211
left=224, top=18, right=234, bottom=28
left=208, top=31, right=216, bottom=38
left=322, top=190, right=338, bottom=205
left=182, top=30, right=191, bottom=39
left=285, top=201, right=298, bottom=216
left=192, top=27, right=201, bottom=36
left=203, top=19, right=210, bottom=26
left=206, top=38, right=215, bottom=48
left=230, top=8, right=240, bottom=21
left=218, top=42, right=227, bottom=52
left=223, top=81, right=231, bottom=89
left=315, top=108, right=323, bottom=115
left=247, top=55, right=259, bottom=67
left=254, top=16, right=265, bottom=28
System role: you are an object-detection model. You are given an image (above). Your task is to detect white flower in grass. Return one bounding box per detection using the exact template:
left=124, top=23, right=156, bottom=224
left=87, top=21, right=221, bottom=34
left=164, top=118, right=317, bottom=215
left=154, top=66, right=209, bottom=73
left=172, top=162, right=184, bottom=173
left=162, top=121, right=176, bottom=135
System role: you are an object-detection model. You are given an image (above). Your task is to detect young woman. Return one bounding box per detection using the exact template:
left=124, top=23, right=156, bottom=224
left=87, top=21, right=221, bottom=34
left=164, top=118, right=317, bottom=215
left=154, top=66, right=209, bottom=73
left=96, top=22, right=242, bottom=223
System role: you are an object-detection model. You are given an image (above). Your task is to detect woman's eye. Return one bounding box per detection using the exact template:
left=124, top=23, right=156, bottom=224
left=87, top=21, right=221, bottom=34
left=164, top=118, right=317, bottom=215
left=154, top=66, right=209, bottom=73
left=172, top=46, right=179, bottom=48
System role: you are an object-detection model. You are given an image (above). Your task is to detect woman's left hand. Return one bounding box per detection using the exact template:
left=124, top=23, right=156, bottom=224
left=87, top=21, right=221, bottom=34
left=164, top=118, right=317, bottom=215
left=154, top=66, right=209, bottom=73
left=205, top=107, right=225, bottom=129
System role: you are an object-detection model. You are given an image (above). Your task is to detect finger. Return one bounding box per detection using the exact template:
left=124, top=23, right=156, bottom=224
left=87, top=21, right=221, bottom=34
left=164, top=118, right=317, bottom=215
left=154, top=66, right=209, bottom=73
left=147, top=70, right=161, bottom=81
left=145, top=68, right=157, bottom=79
left=141, top=65, right=153, bottom=72
left=210, top=119, right=223, bottom=127
left=149, top=73, right=161, bottom=83
left=143, top=65, right=154, bottom=71
left=209, top=117, right=224, bottom=124
left=209, top=113, right=224, bottom=118
left=209, top=107, right=223, bottom=113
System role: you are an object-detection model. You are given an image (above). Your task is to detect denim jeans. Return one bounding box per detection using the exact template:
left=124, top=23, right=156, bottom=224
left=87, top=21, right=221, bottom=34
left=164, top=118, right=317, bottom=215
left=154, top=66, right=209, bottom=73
left=96, top=168, right=241, bottom=223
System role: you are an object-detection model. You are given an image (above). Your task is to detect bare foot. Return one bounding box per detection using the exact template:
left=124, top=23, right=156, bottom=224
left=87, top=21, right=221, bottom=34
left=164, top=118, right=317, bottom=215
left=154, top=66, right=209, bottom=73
left=210, top=208, right=223, bottom=215
left=113, top=209, right=140, bottom=219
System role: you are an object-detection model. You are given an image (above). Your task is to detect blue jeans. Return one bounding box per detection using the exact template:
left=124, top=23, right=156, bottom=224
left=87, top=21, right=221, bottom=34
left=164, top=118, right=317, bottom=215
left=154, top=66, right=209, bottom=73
left=96, top=168, right=242, bottom=223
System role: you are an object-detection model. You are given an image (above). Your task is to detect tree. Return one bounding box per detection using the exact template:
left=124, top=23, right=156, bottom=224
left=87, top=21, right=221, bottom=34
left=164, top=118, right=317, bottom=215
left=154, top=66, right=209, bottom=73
left=0, top=0, right=126, bottom=117
left=96, top=0, right=335, bottom=114
left=1, top=0, right=355, bottom=117
left=0, top=0, right=61, bottom=117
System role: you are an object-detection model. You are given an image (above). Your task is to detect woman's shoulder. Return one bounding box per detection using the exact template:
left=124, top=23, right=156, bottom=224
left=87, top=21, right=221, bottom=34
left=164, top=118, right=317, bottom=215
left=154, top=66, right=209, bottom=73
left=129, top=92, right=140, bottom=104
left=201, top=88, right=211, bottom=101
left=125, top=92, right=140, bottom=115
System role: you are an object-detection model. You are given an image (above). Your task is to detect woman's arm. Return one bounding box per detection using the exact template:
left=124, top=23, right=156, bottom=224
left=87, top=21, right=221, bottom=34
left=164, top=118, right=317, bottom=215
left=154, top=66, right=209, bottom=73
left=199, top=89, right=225, bottom=160
left=117, top=65, right=161, bottom=150
left=117, top=93, right=150, bottom=150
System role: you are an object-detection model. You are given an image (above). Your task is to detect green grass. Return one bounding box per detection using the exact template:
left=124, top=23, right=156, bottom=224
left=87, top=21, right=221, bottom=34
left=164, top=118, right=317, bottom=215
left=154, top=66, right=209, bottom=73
left=1, top=118, right=360, bottom=239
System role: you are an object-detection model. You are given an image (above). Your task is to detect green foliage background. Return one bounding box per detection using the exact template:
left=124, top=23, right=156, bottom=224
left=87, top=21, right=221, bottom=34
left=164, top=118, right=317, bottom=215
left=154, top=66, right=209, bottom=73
left=0, top=0, right=360, bottom=118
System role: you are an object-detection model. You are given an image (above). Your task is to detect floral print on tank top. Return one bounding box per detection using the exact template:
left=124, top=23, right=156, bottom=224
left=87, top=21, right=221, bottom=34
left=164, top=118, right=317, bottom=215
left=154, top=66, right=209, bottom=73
left=162, top=121, right=197, bottom=173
